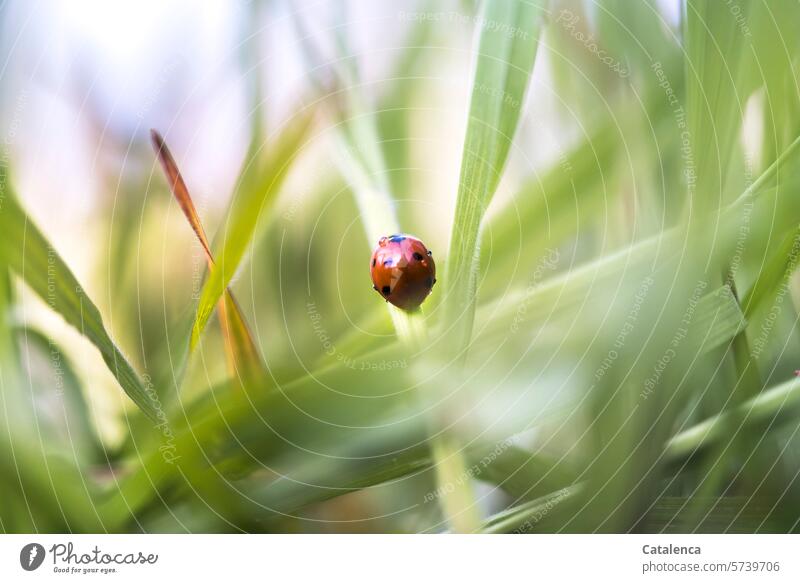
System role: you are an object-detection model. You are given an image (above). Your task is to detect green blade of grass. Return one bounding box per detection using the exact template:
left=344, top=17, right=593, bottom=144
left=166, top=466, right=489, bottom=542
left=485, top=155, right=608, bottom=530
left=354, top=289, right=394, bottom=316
left=190, top=111, right=314, bottom=349
left=0, top=266, right=17, bottom=373
left=471, top=443, right=578, bottom=504
left=443, top=0, right=547, bottom=350
left=666, top=376, right=800, bottom=460
left=481, top=484, right=582, bottom=534
left=741, top=225, right=800, bottom=318
left=750, top=0, right=800, bottom=164
left=0, top=181, right=159, bottom=421
left=684, top=0, right=754, bottom=215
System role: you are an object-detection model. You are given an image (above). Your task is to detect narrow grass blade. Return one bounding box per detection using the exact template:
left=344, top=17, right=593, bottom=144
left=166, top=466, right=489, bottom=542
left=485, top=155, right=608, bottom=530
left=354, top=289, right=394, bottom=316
left=750, top=0, right=800, bottom=163
left=443, top=0, right=547, bottom=348
left=0, top=266, right=17, bottom=371
left=481, top=484, right=582, bottom=534
left=0, top=181, right=158, bottom=420
left=667, top=376, right=800, bottom=460
left=150, top=130, right=214, bottom=257
left=219, top=292, right=264, bottom=380
left=741, top=226, right=800, bottom=318
left=684, top=0, right=753, bottom=215
left=190, top=112, right=313, bottom=348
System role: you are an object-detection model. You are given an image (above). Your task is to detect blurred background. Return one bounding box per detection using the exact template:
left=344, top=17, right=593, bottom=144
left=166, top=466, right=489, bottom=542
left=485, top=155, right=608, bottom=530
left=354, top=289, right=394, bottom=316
left=1, top=0, right=800, bottom=533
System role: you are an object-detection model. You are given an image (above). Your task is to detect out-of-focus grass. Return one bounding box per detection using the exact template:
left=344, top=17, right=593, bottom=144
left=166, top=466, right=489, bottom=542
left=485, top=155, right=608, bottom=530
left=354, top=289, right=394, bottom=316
left=2, top=0, right=800, bottom=533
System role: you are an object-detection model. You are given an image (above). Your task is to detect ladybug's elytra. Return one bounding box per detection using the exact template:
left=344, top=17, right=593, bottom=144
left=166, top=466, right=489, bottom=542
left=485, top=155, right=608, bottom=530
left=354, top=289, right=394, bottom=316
left=370, top=234, right=436, bottom=311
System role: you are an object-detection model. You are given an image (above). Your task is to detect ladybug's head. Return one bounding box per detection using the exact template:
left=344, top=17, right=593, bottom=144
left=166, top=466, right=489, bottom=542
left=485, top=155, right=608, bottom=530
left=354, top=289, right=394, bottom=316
left=378, top=234, right=406, bottom=247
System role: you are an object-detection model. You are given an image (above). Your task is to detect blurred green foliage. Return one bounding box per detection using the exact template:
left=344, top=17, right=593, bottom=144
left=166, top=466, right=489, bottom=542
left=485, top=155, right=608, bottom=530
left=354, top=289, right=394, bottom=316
left=2, top=0, right=800, bottom=533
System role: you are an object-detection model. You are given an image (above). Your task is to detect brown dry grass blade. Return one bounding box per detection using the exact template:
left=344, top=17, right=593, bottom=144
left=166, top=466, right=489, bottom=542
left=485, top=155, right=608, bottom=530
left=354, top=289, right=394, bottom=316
left=150, top=130, right=213, bottom=259
left=150, top=129, right=264, bottom=380
left=220, top=292, right=264, bottom=381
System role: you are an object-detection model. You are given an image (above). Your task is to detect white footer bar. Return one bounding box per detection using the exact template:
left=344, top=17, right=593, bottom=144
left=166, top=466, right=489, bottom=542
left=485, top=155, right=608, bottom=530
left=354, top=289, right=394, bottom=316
left=0, top=534, right=796, bottom=582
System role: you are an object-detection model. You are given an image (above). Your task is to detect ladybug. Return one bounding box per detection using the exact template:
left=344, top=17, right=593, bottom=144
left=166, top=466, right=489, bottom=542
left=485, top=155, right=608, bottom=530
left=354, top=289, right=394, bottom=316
left=370, top=234, right=436, bottom=311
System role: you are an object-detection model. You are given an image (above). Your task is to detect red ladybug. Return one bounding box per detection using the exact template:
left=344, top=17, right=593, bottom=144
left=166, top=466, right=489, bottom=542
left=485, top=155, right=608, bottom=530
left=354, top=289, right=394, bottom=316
left=370, top=234, right=436, bottom=311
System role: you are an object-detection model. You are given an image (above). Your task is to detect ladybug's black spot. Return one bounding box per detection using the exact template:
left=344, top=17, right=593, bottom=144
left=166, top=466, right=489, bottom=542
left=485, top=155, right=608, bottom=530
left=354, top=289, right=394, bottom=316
left=426, top=277, right=433, bottom=288
left=383, top=259, right=394, bottom=267
left=389, top=234, right=406, bottom=243
left=382, top=285, right=391, bottom=296
left=372, top=259, right=376, bottom=267
left=413, top=252, right=423, bottom=261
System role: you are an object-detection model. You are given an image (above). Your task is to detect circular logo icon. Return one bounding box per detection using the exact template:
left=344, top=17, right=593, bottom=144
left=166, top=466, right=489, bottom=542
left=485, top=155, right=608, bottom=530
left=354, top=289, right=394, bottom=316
left=20, top=543, right=46, bottom=571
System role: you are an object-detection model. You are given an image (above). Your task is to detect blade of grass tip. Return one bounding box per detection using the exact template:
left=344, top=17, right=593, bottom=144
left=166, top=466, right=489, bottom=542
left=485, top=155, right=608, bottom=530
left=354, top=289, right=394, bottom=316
left=150, top=130, right=264, bottom=380
left=150, top=130, right=213, bottom=257
left=0, top=173, right=158, bottom=421
left=189, top=111, right=313, bottom=349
